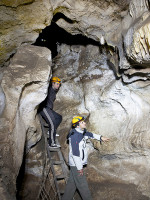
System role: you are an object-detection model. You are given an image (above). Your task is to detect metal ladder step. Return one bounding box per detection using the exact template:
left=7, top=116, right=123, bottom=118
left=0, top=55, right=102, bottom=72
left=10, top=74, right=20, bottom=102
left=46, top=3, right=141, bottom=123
left=49, top=147, right=60, bottom=152
left=38, top=114, right=78, bottom=200
left=52, top=160, right=64, bottom=165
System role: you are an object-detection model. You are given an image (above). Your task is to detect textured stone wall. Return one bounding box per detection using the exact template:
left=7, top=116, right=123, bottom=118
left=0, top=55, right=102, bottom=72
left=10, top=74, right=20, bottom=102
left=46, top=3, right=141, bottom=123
left=0, top=45, right=52, bottom=199
left=0, top=0, right=52, bottom=67
left=53, top=44, right=150, bottom=199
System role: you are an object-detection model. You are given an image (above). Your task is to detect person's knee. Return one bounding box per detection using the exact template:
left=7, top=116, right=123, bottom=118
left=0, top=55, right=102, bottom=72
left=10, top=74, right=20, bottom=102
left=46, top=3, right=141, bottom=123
left=40, top=111, right=44, bottom=117
left=60, top=115, right=62, bottom=122
left=57, top=114, right=62, bottom=124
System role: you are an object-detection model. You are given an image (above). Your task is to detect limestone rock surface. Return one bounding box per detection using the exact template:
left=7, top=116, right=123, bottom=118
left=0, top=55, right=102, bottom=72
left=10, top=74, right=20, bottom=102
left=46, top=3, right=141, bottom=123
left=0, top=45, right=51, bottom=198
left=0, top=0, right=150, bottom=84
left=53, top=44, right=150, bottom=199
left=0, top=0, right=52, bottom=67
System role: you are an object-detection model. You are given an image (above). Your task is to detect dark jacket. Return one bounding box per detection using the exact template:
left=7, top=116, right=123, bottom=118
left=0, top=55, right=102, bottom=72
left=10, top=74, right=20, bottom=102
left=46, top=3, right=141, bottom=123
left=45, top=85, right=57, bottom=109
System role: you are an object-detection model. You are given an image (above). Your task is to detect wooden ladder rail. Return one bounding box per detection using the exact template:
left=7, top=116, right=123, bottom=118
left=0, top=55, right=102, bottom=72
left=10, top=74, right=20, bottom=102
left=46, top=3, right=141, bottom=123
left=37, top=114, right=70, bottom=200
left=37, top=115, right=60, bottom=200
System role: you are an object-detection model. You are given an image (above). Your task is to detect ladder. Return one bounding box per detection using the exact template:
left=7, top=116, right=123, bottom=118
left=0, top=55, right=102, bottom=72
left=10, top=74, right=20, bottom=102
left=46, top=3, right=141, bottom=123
left=37, top=115, right=69, bottom=200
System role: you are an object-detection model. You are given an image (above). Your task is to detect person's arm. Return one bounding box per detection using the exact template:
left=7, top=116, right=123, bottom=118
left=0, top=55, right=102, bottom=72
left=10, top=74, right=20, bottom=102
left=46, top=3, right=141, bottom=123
left=101, top=136, right=110, bottom=142
left=85, top=131, right=110, bottom=143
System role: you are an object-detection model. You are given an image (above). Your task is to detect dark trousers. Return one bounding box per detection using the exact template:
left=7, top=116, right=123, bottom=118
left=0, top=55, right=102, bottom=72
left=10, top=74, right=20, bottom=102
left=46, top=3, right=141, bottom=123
left=40, top=107, right=62, bottom=145
left=62, top=166, right=92, bottom=200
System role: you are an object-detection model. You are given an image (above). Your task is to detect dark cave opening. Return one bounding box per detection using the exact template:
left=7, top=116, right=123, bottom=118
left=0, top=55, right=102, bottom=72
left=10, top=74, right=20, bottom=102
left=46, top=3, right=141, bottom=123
left=33, top=21, right=100, bottom=58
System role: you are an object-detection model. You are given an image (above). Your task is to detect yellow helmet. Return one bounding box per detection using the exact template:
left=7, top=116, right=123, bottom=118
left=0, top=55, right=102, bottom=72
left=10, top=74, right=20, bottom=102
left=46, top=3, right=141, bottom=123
left=51, top=77, right=61, bottom=84
left=72, top=116, right=84, bottom=127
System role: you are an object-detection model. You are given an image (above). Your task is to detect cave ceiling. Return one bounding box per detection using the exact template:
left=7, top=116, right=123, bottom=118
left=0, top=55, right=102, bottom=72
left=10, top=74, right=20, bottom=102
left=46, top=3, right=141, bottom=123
left=0, top=0, right=150, bottom=83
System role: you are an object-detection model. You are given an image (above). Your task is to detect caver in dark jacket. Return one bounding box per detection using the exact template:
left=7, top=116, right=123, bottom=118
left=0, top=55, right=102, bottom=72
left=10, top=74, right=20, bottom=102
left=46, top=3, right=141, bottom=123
left=45, top=85, right=56, bottom=109
left=40, top=77, right=62, bottom=147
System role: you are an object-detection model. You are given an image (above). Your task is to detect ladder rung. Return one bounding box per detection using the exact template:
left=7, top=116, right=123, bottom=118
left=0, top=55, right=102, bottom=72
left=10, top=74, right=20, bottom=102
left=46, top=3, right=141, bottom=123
left=52, top=160, right=64, bottom=165
left=56, top=174, right=66, bottom=180
left=39, top=114, right=69, bottom=199
left=49, top=147, right=60, bottom=152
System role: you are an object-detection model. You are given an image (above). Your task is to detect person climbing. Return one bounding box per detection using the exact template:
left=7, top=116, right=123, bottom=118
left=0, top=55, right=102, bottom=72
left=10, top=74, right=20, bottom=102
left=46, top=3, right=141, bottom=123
left=62, top=116, right=110, bottom=200
left=40, top=76, right=62, bottom=148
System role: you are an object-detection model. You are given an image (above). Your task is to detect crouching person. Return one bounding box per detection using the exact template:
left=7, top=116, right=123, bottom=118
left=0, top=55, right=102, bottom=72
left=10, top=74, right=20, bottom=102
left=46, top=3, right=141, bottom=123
left=62, top=116, right=110, bottom=200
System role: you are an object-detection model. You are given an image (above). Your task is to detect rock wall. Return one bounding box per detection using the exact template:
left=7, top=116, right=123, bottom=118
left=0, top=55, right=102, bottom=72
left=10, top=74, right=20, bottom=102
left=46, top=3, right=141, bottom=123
left=53, top=44, right=150, bottom=199
left=0, top=45, right=52, bottom=199
left=0, top=0, right=52, bottom=67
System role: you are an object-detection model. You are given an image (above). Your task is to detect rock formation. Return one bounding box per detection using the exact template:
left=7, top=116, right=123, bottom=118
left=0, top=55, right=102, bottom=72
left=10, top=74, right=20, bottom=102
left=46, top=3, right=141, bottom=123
left=53, top=43, right=150, bottom=199
left=0, top=0, right=150, bottom=199
left=0, top=45, right=51, bottom=199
